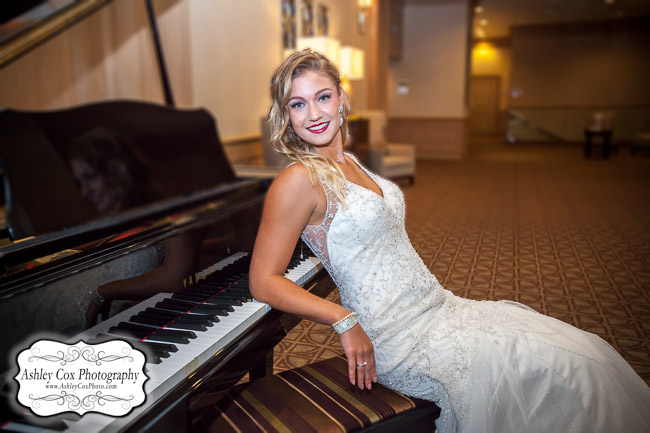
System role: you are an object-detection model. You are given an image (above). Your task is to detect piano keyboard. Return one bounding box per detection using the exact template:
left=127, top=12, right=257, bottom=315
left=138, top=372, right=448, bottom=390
left=3, top=248, right=322, bottom=433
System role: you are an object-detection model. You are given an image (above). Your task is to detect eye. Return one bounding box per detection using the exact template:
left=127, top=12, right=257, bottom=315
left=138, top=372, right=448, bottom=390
left=289, top=101, right=304, bottom=109
left=319, top=94, right=331, bottom=102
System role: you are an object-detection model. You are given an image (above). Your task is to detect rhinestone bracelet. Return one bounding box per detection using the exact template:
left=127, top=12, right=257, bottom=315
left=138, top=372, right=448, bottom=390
left=332, top=312, right=358, bottom=335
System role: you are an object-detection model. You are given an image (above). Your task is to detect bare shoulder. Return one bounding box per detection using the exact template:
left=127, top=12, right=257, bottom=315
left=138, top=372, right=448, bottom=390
left=265, top=163, right=325, bottom=225
left=276, top=163, right=312, bottom=185
left=270, top=163, right=319, bottom=198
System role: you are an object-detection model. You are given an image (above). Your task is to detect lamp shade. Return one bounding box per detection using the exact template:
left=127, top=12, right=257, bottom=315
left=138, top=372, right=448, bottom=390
left=296, top=36, right=341, bottom=65
left=340, top=46, right=364, bottom=80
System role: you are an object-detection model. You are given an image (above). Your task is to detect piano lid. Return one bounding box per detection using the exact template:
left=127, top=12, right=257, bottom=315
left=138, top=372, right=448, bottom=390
left=0, top=100, right=240, bottom=266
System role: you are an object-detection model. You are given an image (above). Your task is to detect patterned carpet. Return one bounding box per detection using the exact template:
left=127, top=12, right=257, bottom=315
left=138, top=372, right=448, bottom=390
left=273, top=137, right=650, bottom=385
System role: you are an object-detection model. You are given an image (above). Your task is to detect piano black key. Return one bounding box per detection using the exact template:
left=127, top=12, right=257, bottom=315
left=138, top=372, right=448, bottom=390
left=130, top=314, right=167, bottom=327
left=159, top=298, right=230, bottom=316
left=165, top=318, right=209, bottom=331
left=180, top=286, right=250, bottom=301
left=196, top=280, right=235, bottom=288
left=229, top=286, right=249, bottom=293
left=181, top=288, right=218, bottom=297
left=129, top=314, right=208, bottom=332
left=112, top=322, right=195, bottom=344
left=138, top=343, right=171, bottom=359
left=205, top=294, right=247, bottom=304
left=152, top=302, right=223, bottom=321
left=221, top=288, right=251, bottom=299
left=172, top=292, right=207, bottom=302
left=93, top=333, right=178, bottom=353
left=199, top=300, right=236, bottom=311
left=153, top=301, right=197, bottom=314
left=172, top=292, right=241, bottom=309
left=116, top=322, right=198, bottom=339
left=87, top=333, right=170, bottom=361
left=139, top=310, right=215, bottom=326
left=141, top=307, right=215, bottom=325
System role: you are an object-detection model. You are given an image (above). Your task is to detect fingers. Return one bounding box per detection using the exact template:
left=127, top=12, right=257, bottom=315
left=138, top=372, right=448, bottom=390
left=340, top=324, right=377, bottom=390
left=347, top=357, right=356, bottom=386
left=356, top=358, right=378, bottom=390
left=367, top=356, right=378, bottom=389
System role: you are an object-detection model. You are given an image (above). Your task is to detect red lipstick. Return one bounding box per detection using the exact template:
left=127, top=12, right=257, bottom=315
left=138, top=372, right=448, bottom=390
left=307, top=122, right=330, bottom=134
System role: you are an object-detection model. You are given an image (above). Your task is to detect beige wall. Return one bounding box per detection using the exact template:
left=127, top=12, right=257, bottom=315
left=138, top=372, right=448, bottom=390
left=387, top=1, right=469, bottom=118
left=188, top=1, right=281, bottom=139
left=387, top=0, right=470, bottom=160
left=0, top=0, right=369, bottom=140
left=189, top=0, right=369, bottom=139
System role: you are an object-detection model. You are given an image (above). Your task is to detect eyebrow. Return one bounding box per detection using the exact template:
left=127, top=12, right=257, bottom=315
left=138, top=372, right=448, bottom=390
left=288, top=87, right=333, bottom=103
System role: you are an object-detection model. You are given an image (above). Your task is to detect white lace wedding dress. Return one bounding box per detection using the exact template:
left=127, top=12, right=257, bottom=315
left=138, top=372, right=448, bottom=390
left=301, top=154, right=650, bottom=433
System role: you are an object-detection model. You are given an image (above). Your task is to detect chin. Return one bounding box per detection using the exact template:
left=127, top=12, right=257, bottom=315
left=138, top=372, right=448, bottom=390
left=297, top=129, right=339, bottom=148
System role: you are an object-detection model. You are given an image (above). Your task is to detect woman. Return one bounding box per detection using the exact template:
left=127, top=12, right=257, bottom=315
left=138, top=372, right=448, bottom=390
left=249, top=49, right=650, bottom=433
left=68, top=128, right=158, bottom=215
left=67, top=128, right=201, bottom=328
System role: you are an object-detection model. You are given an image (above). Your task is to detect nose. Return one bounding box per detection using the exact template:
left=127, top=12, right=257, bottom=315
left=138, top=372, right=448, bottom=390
left=308, top=103, right=322, bottom=121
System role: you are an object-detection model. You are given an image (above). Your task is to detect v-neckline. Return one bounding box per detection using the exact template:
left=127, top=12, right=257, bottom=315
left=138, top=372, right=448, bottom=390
left=343, top=153, right=384, bottom=200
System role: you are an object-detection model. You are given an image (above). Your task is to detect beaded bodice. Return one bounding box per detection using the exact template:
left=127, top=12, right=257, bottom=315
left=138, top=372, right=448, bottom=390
left=301, top=155, right=446, bottom=343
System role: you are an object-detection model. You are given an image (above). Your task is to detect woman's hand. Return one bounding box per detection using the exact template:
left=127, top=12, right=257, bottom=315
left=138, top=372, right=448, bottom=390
left=340, top=324, right=378, bottom=390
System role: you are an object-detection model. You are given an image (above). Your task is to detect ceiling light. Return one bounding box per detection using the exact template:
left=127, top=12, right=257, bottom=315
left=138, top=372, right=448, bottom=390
left=474, top=6, right=484, bottom=14
left=479, top=19, right=488, bottom=26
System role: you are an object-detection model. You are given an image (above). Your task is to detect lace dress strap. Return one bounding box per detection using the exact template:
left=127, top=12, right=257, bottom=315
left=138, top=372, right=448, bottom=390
left=301, top=176, right=341, bottom=275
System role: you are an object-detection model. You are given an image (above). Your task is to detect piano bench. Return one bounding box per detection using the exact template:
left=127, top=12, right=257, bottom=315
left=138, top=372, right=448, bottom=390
left=198, top=355, right=440, bottom=432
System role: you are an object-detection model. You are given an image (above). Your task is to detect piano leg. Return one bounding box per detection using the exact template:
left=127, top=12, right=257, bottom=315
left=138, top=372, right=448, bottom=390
left=249, top=327, right=286, bottom=381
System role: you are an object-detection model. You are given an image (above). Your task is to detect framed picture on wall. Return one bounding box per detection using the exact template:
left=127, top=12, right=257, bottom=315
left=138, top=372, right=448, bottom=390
left=282, top=0, right=296, bottom=49
left=301, top=0, right=314, bottom=37
left=316, top=4, right=328, bottom=36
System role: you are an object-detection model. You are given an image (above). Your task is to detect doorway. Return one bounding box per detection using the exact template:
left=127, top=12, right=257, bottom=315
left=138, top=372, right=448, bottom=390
left=469, top=75, right=501, bottom=135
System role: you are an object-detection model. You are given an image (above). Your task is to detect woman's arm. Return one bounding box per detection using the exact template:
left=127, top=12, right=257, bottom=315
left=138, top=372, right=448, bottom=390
left=250, top=165, right=377, bottom=389
left=86, top=232, right=201, bottom=328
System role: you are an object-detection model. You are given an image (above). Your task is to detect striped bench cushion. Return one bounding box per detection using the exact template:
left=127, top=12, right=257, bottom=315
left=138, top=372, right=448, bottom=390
left=200, top=355, right=439, bottom=433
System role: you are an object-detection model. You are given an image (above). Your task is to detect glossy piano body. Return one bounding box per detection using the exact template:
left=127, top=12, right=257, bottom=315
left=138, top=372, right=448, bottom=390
left=0, top=99, right=263, bottom=374
left=0, top=101, right=336, bottom=432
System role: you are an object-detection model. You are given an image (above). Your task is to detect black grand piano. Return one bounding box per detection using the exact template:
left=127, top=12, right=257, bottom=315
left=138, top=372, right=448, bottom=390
left=0, top=100, right=335, bottom=432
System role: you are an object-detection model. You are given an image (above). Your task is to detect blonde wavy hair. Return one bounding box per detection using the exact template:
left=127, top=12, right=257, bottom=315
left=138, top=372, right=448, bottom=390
left=268, top=49, right=351, bottom=204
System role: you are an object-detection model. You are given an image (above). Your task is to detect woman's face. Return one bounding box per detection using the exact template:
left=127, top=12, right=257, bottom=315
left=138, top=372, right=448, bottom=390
left=287, top=70, right=344, bottom=149
left=70, top=158, right=121, bottom=214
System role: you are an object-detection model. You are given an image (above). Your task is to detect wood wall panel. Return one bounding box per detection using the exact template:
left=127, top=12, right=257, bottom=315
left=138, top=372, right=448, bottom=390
left=222, top=137, right=264, bottom=166
left=387, top=117, right=467, bottom=160
left=157, top=0, right=192, bottom=108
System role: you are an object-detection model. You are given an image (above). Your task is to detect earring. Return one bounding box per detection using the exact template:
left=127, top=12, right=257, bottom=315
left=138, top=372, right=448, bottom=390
left=339, top=105, right=344, bottom=126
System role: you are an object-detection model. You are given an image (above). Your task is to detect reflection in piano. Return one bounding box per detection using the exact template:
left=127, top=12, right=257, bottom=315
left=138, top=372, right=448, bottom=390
left=0, top=101, right=336, bottom=432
